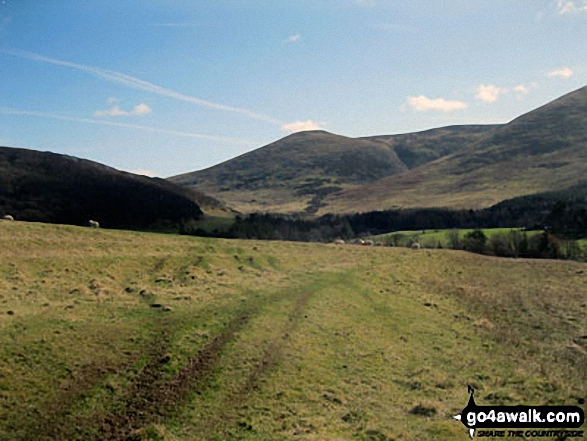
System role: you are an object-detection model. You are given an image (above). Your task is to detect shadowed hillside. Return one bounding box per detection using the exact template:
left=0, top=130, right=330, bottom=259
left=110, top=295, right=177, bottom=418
left=0, top=146, right=203, bottom=228
left=325, top=86, right=587, bottom=213
left=169, top=126, right=497, bottom=213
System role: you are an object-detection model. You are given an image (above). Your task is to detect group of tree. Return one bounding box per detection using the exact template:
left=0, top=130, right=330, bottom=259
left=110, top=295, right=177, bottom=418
left=181, top=184, right=587, bottom=261
left=385, top=228, right=584, bottom=261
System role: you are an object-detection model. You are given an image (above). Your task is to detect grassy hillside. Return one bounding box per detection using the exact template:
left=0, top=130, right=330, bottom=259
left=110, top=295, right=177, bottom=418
left=0, top=147, right=204, bottom=228
left=170, top=131, right=406, bottom=214
left=370, top=228, right=542, bottom=248
left=324, top=86, right=587, bottom=213
left=1, top=221, right=586, bottom=440
left=362, top=125, right=499, bottom=169
left=169, top=127, right=496, bottom=214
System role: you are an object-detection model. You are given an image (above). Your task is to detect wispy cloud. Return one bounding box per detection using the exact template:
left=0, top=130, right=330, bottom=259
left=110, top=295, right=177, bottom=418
left=285, top=34, right=302, bottom=43
left=514, top=84, right=529, bottom=94
left=281, top=120, right=323, bottom=132
left=94, top=103, right=152, bottom=117
left=370, top=23, right=418, bottom=32
left=547, top=67, right=574, bottom=78
left=0, top=48, right=284, bottom=126
left=406, top=95, right=468, bottom=112
left=107, top=96, right=118, bottom=104
left=556, top=0, right=587, bottom=14
left=474, top=84, right=508, bottom=103
left=514, top=82, right=538, bottom=95
left=0, top=107, right=258, bottom=145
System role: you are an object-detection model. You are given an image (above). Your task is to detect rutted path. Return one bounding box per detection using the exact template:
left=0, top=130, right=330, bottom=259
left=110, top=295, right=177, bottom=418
left=93, top=311, right=252, bottom=440
left=193, top=290, right=314, bottom=436
left=89, top=284, right=315, bottom=440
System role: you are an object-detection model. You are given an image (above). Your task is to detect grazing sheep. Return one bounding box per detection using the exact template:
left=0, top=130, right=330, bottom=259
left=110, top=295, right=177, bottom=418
left=352, top=238, right=365, bottom=245
left=1, top=215, right=14, bottom=221
left=363, top=240, right=374, bottom=246
left=88, top=220, right=100, bottom=228
left=333, top=239, right=345, bottom=245
left=411, top=242, right=421, bottom=250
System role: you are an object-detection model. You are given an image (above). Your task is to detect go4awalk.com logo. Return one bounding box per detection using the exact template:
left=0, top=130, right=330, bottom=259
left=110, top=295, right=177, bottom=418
left=453, top=386, right=585, bottom=439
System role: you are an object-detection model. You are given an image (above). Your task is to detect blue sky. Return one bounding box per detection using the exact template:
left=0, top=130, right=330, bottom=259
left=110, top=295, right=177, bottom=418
left=0, top=0, right=586, bottom=177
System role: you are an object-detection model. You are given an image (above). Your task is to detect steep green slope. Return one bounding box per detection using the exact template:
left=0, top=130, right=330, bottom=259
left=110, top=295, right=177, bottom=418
left=0, top=146, right=203, bottom=228
left=1, top=222, right=585, bottom=440
left=363, top=124, right=500, bottom=168
left=170, top=126, right=497, bottom=214
left=325, top=86, right=587, bottom=213
left=170, top=130, right=407, bottom=213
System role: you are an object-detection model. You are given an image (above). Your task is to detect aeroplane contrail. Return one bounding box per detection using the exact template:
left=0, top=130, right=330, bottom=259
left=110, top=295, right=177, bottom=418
left=0, top=47, right=285, bottom=126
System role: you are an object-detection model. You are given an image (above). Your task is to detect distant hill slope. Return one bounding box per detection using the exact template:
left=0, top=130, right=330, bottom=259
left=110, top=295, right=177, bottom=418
left=0, top=147, right=203, bottom=228
left=362, top=124, right=500, bottom=168
left=323, top=86, right=587, bottom=213
left=169, top=126, right=497, bottom=213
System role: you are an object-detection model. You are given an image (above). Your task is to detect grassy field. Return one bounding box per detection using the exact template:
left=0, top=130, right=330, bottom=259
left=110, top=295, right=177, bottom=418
left=1, top=221, right=586, bottom=440
left=371, top=228, right=542, bottom=248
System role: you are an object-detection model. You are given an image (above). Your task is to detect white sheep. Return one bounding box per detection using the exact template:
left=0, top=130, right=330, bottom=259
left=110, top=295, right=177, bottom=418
left=1, top=215, right=14, bottom=221
left=88, top=220, right=100, bottom=228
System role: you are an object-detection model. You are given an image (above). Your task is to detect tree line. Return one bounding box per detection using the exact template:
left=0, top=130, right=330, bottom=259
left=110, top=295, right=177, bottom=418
left=180, top=184, right=587, bottom=260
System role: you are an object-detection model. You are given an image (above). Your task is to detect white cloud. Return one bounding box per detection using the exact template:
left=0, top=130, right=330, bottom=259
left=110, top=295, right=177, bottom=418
left=94, top=106, right=126, bottom=117
left=514, top=84, right=529, bottom=94
left=547, top=67, right=574, bottom=78
left=475, top=84, right=508, bottom=103
left=94, top=103, right=152, bottom=117
left=107, top=96, right=118, bottom=104
left=406, top=95, right=468, bottom=112
left=286, top=34, right=302, bottom=43
left=0, top=107, right=257, bottom=145
left=0, top=48, right=284, bottom=126
left=129, top=168, right=158, bottom=177
left=131, top=103, right=152, bottom=115
left=514, top=82, right=538, bottom=95
left=556, top=0, right=587, bottom=14
left=281, top=120, right=323, bottom=132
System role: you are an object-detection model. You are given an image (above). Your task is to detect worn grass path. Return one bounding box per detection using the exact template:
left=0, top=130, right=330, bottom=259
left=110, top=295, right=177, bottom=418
left=1, top=222, right=586, bottom=440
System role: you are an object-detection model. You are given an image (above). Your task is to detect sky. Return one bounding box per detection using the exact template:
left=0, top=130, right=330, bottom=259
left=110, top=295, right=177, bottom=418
left=0, top=0, right=586, bottom=177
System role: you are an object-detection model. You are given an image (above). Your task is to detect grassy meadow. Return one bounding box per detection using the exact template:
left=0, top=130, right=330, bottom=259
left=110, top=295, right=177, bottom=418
left=1, top=221, right=586, bottom=440
left=371, top=228, right=542, bottom=248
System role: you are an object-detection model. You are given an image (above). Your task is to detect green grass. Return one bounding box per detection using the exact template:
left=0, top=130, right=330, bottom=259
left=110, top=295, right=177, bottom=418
left=1, top=221, right=586, bottom=440
left=182, top=212, right=236, bottom=234
left=371, top=228, right=542, bottom=248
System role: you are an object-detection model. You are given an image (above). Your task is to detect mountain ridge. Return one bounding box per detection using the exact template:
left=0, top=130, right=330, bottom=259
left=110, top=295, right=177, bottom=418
left=322, top=85, right=587, bottom=213
left=169, top=124, right=499, bottom=213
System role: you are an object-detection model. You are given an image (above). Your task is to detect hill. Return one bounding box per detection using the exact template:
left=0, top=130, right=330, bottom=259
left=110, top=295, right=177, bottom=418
left=169, top=126, right=497, bottom=213
left=0, top=146, right=203, bottom=228
left=361, top=124, right=499, bottom=168
left=324, top=86, right=587, bottom=213
left=1, top=222, right=585, bottom=440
